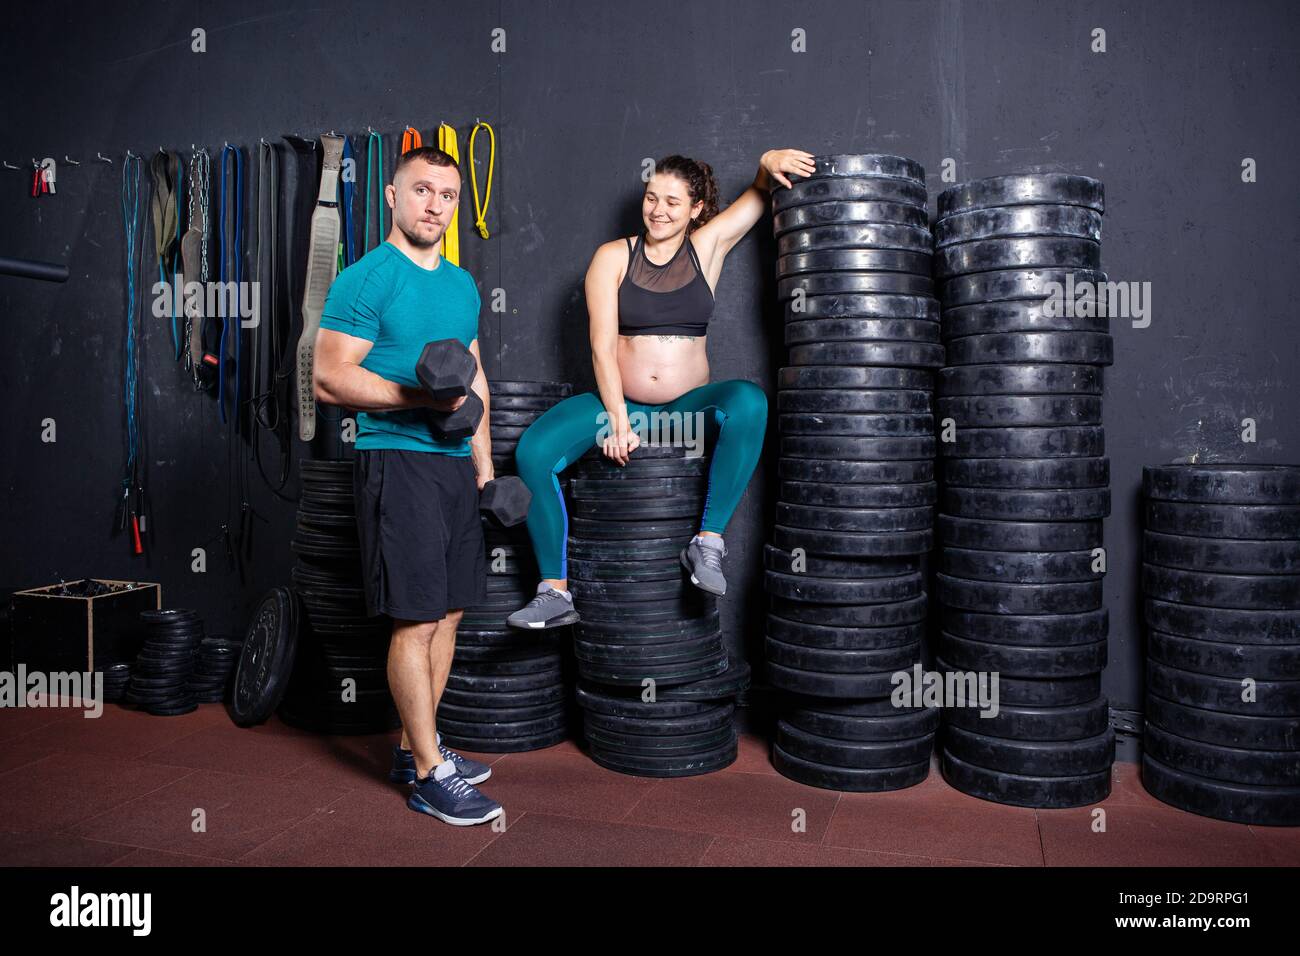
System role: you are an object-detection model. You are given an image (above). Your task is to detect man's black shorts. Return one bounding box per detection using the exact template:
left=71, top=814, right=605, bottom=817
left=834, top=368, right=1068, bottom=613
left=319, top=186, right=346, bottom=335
left=353, top=449, right=487, bottom=622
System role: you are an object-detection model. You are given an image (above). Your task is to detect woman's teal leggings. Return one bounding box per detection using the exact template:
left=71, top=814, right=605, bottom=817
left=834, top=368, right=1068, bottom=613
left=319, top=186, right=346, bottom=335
left=513, top=379, right=768, bottom=580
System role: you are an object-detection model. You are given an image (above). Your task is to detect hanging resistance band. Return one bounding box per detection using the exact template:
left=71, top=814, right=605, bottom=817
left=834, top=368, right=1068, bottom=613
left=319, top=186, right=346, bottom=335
left=218, top=144, right=245, bottom=427
left=296, top=133, right=346, bottom=441
left=338, top=136, right=357, bottom=271
left=401, top=126, right=423, bottom=153
left=364, top=129, right=385, bottom=252
left=148, top=149, right=182, bottom=357
left=180, top=148, right=212, bottom=388
left=437, top=123, right=460, bottom=265
left=469, top=120, right=496, bottom=239
left=119, top=153, right=147, bottom=555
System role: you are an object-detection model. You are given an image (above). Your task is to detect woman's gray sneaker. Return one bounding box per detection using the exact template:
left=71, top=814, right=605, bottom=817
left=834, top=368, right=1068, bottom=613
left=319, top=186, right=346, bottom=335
left=507, top=582, right=580, bottom=629
left=681, top=535, right=727, bottom=596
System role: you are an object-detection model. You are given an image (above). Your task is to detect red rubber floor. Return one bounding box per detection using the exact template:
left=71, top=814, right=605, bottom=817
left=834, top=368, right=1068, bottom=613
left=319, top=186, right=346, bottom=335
left=1, top=702, right=1296, bottom=866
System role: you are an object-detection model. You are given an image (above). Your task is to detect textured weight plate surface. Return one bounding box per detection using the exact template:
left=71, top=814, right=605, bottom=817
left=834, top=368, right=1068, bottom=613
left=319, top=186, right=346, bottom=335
left=936, top=630, right=1108, bottom=676
left=1145, top=501, right=1300, bottom=540
left=778, top=365, right=933, bottom=391
left=1142, top=464, right=1300, bottom=505
left=777, top=457, right=935, bottom=484
left=1142, top=530, right=1300, bottom=575
left=937, top=237, right=1101, bottom=280
left=787, top=341, right=944, bottom=369
left=942, top=486, right=1111, bottom=521
left=943, top=456, right=1109, bottom=489
left=937, top=174, right=1105, bottom=217
left=778, top=249, right=932, bottom=277
left=945, top=695, right=1110, bottom=741
left=1146, top=630, right=1300, bottom=681
left=763, top=545, right=920, bottom=578
left=941, top=607, right=1108, bottom=646
left=781, top=435, right=937, bottom=461
left=776, top=502, right=934, bottom=533
left=1146, top=660, right=1300, bottom=716
left=773, top=525, right=933, bottom=557
left=773, top=176, right=927, bottom=213
left=1144, top=693, right=1300, bottom=752
left=938, top=514, right=1103, bottom=552
left=805, top=153, right=926, bottom=182
left=785, top=318, right=940, bottom=346
left=765, top=570, right=924, bottom=605
left=942, top=268, right=1106, bottom=307
left=768, top=615, right=924, bottom=651
left=1140, top=753, right=1300, bottom=826
left=773, top=744, right=929, bottom=792
left=945, top=724, right=1115, bottom=777
left=939, top=364, right=1103, bottom=396
left=940, top=749, right=1110, bottom=808
left=777, top=388, right=931, bottom=414
left=779, top=272, right=934, bottom=301
left=942, top=299, right=1110, bottom=338
left=1144, top=598, right=1300, bottom=644
left=938, top=395, right=1102, bottom=427
left=779, top=413, right=935, bottom=437
left=786, top=293, right=938, bottom=321
left=944, top=331, right=1114, bottom=367
left=778, top=222, right=933, bottom=254
left=1142, top=564, right=1300, bottom=610
left=940, top=547, right=1100, bottom=584
left=779, top=479, right=935, bottom=508
left=934, top=204, right=1103, bottom=247
left=774, top=201, right=928, bottom=235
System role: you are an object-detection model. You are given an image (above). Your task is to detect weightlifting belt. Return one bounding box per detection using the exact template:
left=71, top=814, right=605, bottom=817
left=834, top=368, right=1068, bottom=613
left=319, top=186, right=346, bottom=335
left=296, top=132, right=345, bottom=441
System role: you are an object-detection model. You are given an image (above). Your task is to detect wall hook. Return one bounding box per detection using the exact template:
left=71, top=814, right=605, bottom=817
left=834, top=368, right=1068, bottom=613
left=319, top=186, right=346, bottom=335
left=64, top=155, right=80, bottom=166
left=97, top=152, right=113, bottom=164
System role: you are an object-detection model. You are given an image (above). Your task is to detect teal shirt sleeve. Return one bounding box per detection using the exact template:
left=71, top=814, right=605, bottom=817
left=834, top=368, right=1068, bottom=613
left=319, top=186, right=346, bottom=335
left=321, top=265, right=384, bottom=342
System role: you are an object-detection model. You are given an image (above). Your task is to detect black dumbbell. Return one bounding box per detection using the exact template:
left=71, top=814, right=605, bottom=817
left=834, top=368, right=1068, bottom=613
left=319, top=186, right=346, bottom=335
left=480, top=475, right=532, bottom=527
left=415, top=339, right=485, bottom=440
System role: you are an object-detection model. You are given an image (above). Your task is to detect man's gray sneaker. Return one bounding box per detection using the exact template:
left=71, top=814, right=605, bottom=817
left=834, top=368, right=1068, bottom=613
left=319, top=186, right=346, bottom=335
left=682, top=534, right=727, bottom=596
left=438, top=732, right=492, bottom=785
left=507, top=582, right=580, bottom=630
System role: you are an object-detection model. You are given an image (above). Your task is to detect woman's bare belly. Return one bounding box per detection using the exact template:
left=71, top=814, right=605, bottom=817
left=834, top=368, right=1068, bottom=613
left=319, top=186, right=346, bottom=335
left=618, top=334, right=710, bottom=405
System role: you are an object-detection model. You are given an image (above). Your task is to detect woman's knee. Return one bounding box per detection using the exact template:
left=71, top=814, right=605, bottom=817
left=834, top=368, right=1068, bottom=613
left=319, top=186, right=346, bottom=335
left=721, top=379, right=768, bottom=428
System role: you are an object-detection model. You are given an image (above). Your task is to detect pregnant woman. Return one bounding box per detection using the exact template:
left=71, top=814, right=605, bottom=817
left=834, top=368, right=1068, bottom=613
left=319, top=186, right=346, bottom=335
left=508, top=148, right=815, bottom=629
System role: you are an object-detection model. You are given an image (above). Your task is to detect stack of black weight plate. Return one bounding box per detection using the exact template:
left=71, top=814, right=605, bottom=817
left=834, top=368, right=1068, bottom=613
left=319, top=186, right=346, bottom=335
left=124, top=609, right=204, bottom=716
left=1140, top=464, right=1300, bottom=825
left=441, top=380, right=575, bottom=753
left=569, top=443, right=747, bottom=776
left=282, top=459, right=399, bottom=734
left=100, top=661, right=132, bottom=703
left=767, top=154, right=941, bottom=791
left=933, top=173, right=1113, bottom=808
left=187, top=635, right=242, bottom=703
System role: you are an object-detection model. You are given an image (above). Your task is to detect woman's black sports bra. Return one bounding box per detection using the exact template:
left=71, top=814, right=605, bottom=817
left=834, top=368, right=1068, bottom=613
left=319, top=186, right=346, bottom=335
left=617, top=232, right=716, bottom=337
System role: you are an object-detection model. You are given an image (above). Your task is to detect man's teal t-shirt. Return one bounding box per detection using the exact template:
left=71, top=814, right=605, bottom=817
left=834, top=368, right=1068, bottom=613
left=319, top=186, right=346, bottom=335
left=320, top=241, right=480, bottom=454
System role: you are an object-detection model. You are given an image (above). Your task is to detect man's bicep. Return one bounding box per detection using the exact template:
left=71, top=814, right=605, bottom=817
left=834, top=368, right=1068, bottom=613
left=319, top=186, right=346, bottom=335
left=316, top=328, right=375, bottom=369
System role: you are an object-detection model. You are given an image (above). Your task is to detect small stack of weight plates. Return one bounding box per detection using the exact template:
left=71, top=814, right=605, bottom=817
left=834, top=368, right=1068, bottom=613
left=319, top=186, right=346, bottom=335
left=441, top=380, right=575, bottom=753
left=766, top=153, right=941, bottom=792
left=282, top=459, right=398, bottom=734
left=933, top=173, right=1114, bottom=808
left=99, top=661, right=132, bottom=703
left=569, top=443, right=747, bottom=776
left=186, top=635, right=243, bottom=703
left=125, top=609, right=204, bottom=716
left=1140, top=463, right=1300, bottom=826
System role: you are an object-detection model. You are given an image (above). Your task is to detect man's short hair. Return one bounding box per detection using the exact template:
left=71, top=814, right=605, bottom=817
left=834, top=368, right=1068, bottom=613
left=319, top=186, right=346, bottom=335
left=394, top=145, right=460, bottom=180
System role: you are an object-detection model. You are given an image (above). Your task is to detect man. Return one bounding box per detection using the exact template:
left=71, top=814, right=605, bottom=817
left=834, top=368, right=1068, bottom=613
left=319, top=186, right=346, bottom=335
left=314, top=145, right=503, bottom=827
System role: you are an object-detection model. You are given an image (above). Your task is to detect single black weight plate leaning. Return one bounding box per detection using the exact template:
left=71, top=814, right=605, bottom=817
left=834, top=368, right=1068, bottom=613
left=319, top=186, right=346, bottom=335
left=934, top=204, right=1103, bottom=248
left=231, top=587, right=299, bottom=727
left=1142, top=463, right=1300, bottom=506
left=937, top=174, right=1105, bottom=218
left=939, top=363, right=1103, bottom=396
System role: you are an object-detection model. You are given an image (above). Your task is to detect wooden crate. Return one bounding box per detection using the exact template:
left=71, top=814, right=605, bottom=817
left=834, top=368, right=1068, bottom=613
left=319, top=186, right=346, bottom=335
left=8, top=579, right=161, bottom=672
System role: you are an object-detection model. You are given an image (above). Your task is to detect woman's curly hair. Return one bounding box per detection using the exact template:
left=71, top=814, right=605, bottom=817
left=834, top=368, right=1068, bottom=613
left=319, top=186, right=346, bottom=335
left=653, top=155, right=719, bottom=230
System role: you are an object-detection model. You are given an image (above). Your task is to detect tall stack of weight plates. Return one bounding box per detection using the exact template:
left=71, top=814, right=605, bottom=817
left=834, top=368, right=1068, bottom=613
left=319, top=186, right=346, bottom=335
left=569, top=444, right=748, bottom=776
left=767, top=154, right=942, bottom=792
left=1140, top=464, right=1300, bottom=825
left=283, top=459, right=399, bottom=733
left=441, top=380, right=575, bottom=753
left=933, top=173, right=1114, bottom=808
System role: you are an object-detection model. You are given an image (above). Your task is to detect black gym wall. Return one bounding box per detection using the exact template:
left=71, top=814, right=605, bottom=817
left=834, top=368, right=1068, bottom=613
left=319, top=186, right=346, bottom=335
left=3, top=0, right=1299, bottom=749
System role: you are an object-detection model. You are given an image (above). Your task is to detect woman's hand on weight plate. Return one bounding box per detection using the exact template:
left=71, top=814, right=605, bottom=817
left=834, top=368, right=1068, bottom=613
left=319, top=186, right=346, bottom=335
left=602, top=426, right=641, bottom=466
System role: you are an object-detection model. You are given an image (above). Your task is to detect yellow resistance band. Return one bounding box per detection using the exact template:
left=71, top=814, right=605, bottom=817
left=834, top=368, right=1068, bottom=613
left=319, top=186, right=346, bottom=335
left=437, top=123, right=460, bottom=265
left=401, top=127, right=422, bottom=153
left=469, top=121, right=496, bottom=239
